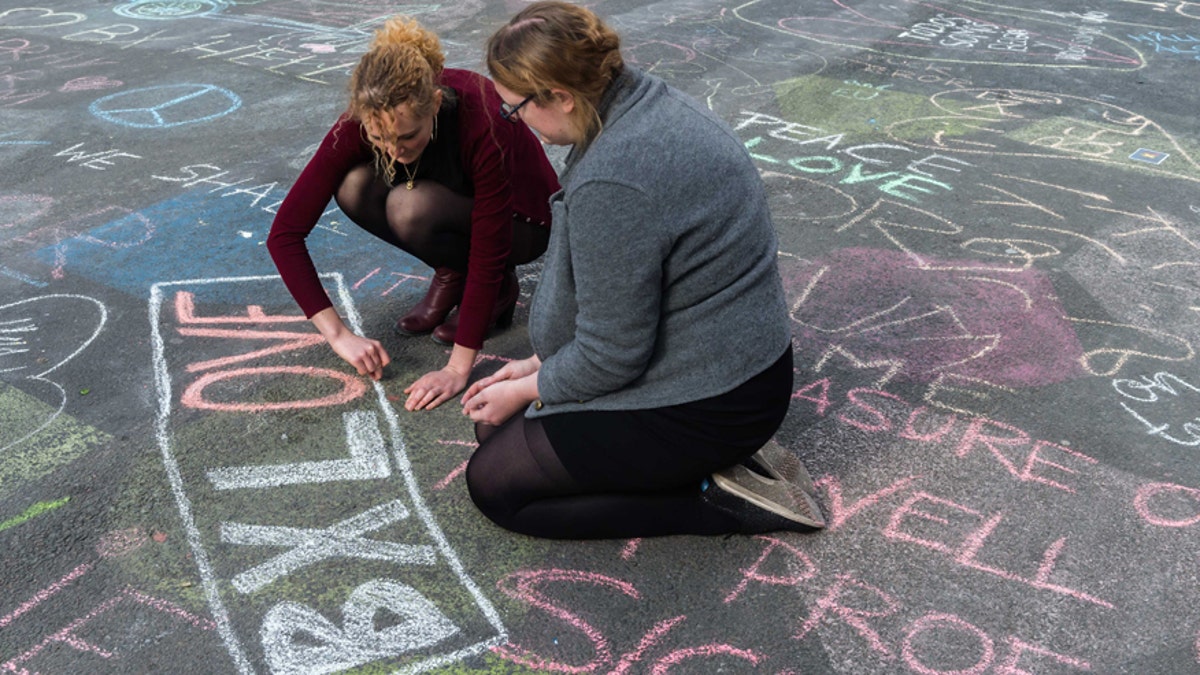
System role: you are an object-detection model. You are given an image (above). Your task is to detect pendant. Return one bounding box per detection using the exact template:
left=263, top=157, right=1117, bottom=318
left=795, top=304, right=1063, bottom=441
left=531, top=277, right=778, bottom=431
left=406, top=179, right=414, bottom=190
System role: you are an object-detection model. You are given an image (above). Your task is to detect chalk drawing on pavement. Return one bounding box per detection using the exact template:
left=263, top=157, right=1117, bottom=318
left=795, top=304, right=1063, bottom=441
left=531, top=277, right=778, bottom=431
left=0, top=294, right=106, bottom=454
left=148, top=273, right=505, bottom=673
left=89, top=84, right=242, bottom=129
left=114, top=0, right=223, bottom=21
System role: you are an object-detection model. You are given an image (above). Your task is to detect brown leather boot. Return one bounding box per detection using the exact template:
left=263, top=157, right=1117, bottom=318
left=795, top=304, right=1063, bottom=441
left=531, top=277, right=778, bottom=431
left=395, top=267, right=465, bottom=336
left=432, top=268, right=519, bottom=345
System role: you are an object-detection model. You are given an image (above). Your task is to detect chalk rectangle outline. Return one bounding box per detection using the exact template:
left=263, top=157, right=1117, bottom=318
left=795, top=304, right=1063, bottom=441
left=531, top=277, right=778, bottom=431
left=149, top=273, right=506, bottom=674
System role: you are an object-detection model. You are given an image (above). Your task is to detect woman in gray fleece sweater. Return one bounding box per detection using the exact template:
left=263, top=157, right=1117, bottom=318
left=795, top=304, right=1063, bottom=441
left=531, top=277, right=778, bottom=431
left=459, top=1, right=823, bottom=539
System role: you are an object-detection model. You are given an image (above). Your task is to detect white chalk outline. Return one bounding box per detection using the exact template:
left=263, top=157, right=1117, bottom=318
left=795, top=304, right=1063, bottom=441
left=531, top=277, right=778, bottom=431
left=221, top=499, right=438, bottom=594
left=1, top=295, right=107, bottom=454
left=206, top=410, right=392, bottom=489
left=149, top=274, right=505, bottom=674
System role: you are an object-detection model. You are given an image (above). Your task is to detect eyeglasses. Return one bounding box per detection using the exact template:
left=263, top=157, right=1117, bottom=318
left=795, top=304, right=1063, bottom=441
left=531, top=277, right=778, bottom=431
left=500, top=95, right=534, bottom=122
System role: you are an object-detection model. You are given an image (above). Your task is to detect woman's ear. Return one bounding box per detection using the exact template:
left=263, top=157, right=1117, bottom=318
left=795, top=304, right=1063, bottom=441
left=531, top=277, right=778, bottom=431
left=433, top=88, right=444, bottom=110
left=550, top=88, right=575, bottom=115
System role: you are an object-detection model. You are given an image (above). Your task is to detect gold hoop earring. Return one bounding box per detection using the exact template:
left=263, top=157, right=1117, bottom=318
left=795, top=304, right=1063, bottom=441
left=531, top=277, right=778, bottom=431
left=431, top=115, right=438, bottom=141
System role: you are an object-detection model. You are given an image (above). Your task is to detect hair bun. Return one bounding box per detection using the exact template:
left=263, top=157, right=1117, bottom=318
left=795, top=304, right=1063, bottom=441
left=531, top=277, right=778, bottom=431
left=371, top=16, right=445, bottom=78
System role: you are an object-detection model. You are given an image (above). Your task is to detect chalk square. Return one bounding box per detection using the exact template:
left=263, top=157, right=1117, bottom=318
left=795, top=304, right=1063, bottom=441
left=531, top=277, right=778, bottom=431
left=1129, top=148, right=1169, bottom=165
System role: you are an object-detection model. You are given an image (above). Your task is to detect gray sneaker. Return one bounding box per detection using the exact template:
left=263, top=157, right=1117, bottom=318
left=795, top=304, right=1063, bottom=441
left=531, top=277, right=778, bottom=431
left=746, top=440, right=817, bottom=494
left=711, top=464, right=826, bottom=530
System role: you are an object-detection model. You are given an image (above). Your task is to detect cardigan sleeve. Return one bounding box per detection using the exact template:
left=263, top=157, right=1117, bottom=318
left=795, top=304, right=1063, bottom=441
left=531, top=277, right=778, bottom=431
left=266, top=116, right=372, bottom=319
left=451, top=108, right=515, bottom=350
left=536, top=180, right=669, bottom=404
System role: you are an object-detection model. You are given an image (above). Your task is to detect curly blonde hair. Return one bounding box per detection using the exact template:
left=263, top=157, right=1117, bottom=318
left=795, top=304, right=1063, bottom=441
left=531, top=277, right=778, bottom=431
left=348, top=16, right=445, bottom=184
left=486, top=1, right=623, bottom=153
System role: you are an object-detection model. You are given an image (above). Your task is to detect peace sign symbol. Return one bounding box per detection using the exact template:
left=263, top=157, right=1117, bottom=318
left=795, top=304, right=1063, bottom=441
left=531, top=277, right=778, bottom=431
left=114, top=0, right=220, bottom=21
left=89, top=83, right=241, bottom=129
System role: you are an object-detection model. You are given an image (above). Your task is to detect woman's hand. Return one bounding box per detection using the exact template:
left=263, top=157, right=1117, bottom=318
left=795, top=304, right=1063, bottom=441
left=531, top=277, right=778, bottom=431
left=403, top=366, right=469, bottom=411
left=461, top=355, right=541, bottom=402
left=327, top=331, right=390, bottom=381
left=462, top=378, right=535, bottom=426
left=462, top=356, right=540, bottom=426
left=311, top=307, right=390, bottom=381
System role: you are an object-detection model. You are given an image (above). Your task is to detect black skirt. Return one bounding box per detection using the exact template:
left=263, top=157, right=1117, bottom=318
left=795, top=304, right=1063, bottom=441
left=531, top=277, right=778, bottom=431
left=540, top=344, right=794, bottom=491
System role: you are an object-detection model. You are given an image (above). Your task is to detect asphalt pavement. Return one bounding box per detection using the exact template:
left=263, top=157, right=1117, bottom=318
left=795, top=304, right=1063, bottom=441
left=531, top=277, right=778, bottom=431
left=3, top=1, right=1200, bottom=673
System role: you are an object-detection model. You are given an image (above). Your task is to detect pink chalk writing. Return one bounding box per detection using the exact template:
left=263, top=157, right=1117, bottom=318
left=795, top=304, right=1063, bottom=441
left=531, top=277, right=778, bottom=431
left=796, top=573, right=901, bottom=657
left=838, top=388, right=908, bottom=432
left=0, top=562, right=94, bottom=629
left=723, top=536, right=818, bottom=603
left=815, top=474, right=921, bottom=531
left=381, top=271, right=428, bottom=296
left=171, top=292, right=369, bottom=411
left=796, top=380, right=1098, bottom=492
left=885, top=492, right=1113, bottom=608
left=789, top=571, right=1090, bottom=670
left=433, top=460, right=469, bottom=491
left=432, top=440, right=476, bottom=490
left=1135, top=481, right=1200, bottom=527
left=649, top=643, right=763, bottom=673
left=181, top=365, right=367, bottom=412
left=956, top=417, right=1098, bottom=492
left=500, top=544, right=1092, bottom=674
left=8, top=205, right=150, bottom=279
left=899, top=406, right=959, bottom=442
left=902, top=612, right=994, bottom=675
left=174, top=291, right=305, bottom=324
left=1, top=587, right=214, bottom=672
left=496, top=568, right=769, bottom=674
left=997, top=636, right=1092, bottom=673
left=495, top=569, right=639, bottom=673
left=179, top=328, right=325, bottom=372
left=901, top=614, right=1092, bottom=674
left=792, top=376, right=833, bottom=415
left=610, top=615, right=686, bottom=675
left=352, top=267, right=381, bottom=290
left=3, top=528, right=151, bottom=632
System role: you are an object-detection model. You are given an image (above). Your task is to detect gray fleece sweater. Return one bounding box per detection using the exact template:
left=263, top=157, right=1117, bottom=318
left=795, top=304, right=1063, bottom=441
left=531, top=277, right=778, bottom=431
left=527, top=67, right=791, bottom=417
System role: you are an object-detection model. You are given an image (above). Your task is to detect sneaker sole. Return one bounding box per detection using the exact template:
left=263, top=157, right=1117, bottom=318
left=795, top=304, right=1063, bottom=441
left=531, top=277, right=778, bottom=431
left=751, top=440, right=818, bottom=494
left=712, top=465, right=826, bottom=529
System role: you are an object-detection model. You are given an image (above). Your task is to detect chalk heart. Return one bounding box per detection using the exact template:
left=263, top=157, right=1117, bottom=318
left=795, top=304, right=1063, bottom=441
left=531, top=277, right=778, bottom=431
left=59, top=76, right=123, bottom=92
left=261, top=579, right=459, bottom=674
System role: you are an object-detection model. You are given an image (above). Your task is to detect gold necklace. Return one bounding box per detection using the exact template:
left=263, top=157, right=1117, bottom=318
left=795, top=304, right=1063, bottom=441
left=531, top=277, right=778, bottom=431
left=400, top=157, right=420, bottom=190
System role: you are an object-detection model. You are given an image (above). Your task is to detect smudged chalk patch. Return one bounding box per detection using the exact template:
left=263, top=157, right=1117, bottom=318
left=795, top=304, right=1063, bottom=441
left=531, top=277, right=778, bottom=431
left=786, top=247, right=1086, bottom=388
left=0, top=384, right=111, bottom=498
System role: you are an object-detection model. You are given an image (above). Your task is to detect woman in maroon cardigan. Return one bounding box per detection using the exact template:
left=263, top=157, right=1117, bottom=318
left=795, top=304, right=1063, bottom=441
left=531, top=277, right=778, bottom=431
left=267, top=16, right=559, bottom=410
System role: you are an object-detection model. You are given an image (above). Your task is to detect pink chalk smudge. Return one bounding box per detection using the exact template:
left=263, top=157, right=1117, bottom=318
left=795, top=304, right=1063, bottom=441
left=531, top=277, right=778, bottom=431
left=59, top=76, right=123, bottom=92
left=96, top=528, right=147, bottom=558
left=620, top=539, right=641, bottom=560
left=782, top=248, right=1086, bottom=388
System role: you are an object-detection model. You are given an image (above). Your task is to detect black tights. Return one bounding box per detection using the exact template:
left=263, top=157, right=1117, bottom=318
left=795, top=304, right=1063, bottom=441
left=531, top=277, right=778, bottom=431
left=465, top=415, right=744, bottom=540
left=335, top=163, right=546, bottom=270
